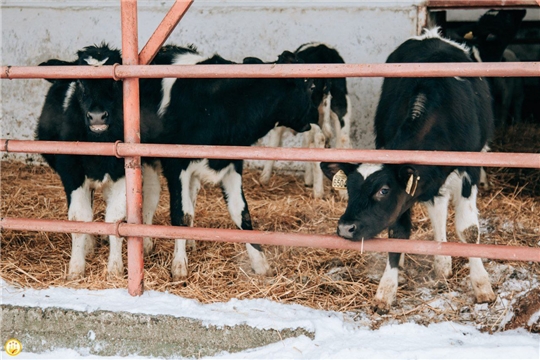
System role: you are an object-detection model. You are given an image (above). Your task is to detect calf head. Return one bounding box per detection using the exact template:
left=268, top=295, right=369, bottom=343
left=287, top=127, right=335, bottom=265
left=457, top=9, right=526, bottom=62
left=273, top=51, right=316, bottom=133
left=40, top=44, right=123, bottom=136
left=321, top=162, right=422, bottom=240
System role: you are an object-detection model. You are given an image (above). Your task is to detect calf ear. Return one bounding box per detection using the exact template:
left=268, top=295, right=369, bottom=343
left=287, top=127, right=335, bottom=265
left=243, top=57, right=264, bottom=64
left=39, top=59, right=76, bottom=83
left=320, top=162, right=357, bottom=180
left=277, top=51, right=298, bottom=64
left=398, top=166, right=421, bottom=197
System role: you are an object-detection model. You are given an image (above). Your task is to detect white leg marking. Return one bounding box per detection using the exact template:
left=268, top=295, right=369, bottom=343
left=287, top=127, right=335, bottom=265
left=479, top=145, right=491, bottom=190
left=311, top=124, right=326, bottom=199
left=172, top=239, right=188, bottom=280
left=222, top=169, right=271, bottom=275
left=186, top=176, right=201, bottom=251
left=172, top=169, right=195, bottom=280
left=103, top=177, right=127, bottom=278
left=424, top=184, right=452, bottom=279
left=67, top=180, right=94, bottom=280
left=221, top=168, right=246, bottom=229
left=142, top=164, right=161, bottom=256
left=246, top=243, right=271, bottom=276
left=260, top=126, right=285, bottom=184
left=374, top=259, right=399, bottom=312
left=453, top=182, right=495, bottom=303
left=302, top=126, right=315, bottom=187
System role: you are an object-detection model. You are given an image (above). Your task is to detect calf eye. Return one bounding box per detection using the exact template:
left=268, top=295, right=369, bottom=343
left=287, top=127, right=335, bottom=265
left=374, top=185, right=390, bottom=200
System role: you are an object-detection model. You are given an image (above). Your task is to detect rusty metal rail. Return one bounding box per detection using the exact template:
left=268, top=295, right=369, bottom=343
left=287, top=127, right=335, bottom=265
left=2, top=62, right=540, bottom=80
left=2, top=140, right=539, bottom=169
left=2, top=218, right=539, bottom=263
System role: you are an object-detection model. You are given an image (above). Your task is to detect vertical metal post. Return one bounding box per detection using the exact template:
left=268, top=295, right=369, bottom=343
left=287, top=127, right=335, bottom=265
left=121, top=0, right=144, bottom=296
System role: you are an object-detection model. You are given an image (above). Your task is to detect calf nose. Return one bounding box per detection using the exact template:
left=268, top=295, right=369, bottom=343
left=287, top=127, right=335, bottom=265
left=337, top=223, right=356, bottom=239
left=86, top=111, right=109, bottom=125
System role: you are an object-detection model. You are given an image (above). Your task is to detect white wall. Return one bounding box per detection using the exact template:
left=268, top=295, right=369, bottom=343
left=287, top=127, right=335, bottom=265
left=1, top=1, right=423, bottom=167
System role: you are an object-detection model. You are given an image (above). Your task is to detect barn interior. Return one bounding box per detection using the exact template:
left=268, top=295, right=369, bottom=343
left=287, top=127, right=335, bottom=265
left=1, top=1, right=539, bottom=335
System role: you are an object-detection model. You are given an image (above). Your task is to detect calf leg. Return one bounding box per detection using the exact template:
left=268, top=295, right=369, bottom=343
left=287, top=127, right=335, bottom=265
left=260, top=126, right=286, bottom=185
left=424, top=190, right=453, bottom=279
left=310, top=124, right=326, bottom=199
left=142, top=163, right=161, bottom=256
left=302, top=126, right=315, bottom=187
left=221, top=165, right=271, bottom=275
left=453, top=181, right=496, bottom=303
left=169, top=166, right=195, bottom=280
left=374, top=210, right=411, bottom=314
left=103, top=177, right=127, bottom=278
left=67, top=179, right=94, bottom=280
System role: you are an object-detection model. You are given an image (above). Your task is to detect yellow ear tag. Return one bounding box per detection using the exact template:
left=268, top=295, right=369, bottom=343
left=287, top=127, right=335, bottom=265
left=464, top=31, right=474, bottom=40
left=405, top=174, right=420, bottom=196
left=332, top=170, right=348, bottom=190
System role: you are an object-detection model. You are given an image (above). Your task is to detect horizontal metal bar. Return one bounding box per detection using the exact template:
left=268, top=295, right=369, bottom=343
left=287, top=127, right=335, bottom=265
left=2, top=62, right=539, bottom=80
left=2, top=217, right=538, bottom=262
left=2, top=140, right=539, bottom=169
left=427, top=0, right=540, bottom=8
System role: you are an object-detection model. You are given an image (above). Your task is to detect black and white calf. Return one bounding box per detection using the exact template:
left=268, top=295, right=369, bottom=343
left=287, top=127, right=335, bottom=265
left=321, top=28, right=497, bottom=313
left=260, top=43, right=351, bottom=199
left=156, top=49, right=315, bottom=280
left=36, top=44, right=162, bottom=280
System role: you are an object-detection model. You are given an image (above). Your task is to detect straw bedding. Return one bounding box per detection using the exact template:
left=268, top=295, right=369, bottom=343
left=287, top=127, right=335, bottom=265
left=1, top=124, right=539, bottom=332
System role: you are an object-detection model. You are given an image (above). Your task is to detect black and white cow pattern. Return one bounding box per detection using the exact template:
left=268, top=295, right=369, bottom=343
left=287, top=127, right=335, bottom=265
left=321, top=28, right=497, bottom=313
left=260, top=43, right=351, bottom=199
left=154, top=48, right=316, bottom=280
left=36, top=44, right=162, bottom=280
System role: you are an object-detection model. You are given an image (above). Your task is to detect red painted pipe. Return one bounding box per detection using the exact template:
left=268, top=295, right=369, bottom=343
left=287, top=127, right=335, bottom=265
left=121, top=0, right=144, bottom=296
left=138, top=0, right=194, bottom=65
left=2, top=62, right=540, bottom=80
left=1, top=217, right=538, bottom=263
left=427, top=0, right=540, bottom=8
left=2, top=140, right=539, bottom=169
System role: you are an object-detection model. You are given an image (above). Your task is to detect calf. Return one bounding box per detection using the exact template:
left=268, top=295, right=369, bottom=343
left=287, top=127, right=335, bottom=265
left=260, top=43, right=351, bottom=199
left=156, top=49, right=316, bottom=280
left=36, top=44, right=162, bottom=280
left=321, top=28, right=496, bottom=313
left=451, top=9, right=527, bottom=128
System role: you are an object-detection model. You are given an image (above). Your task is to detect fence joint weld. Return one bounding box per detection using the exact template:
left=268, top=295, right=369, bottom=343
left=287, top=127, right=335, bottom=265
left=112, top=63, right=121, bottom=81
left=114, top=140, right=123, bottom=158
left=114, top=220, right=124, bottom=239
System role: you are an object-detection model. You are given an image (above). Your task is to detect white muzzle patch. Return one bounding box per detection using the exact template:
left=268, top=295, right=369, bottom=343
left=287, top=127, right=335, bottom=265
left=89, top=124, right=109, bottom=133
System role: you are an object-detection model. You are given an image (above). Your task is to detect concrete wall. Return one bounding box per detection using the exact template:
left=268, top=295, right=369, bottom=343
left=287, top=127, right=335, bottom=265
left=1, top=1, right=423, bottom=167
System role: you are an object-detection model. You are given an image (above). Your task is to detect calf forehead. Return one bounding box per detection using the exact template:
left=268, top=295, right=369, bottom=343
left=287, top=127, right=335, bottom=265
left=357, top=163, right=384, bottom=179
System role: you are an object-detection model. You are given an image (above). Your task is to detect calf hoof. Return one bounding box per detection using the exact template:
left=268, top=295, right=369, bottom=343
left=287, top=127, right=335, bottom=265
left=251, top=262, right=272, bottom=276
left=434, top=255, right=453, bottom=279
left=67, top=269, right=85, bottom=281
left=186, top=240, right=197, bottom=251
left=474, top=286, right=497, bottom=304
left=107, top=262, right=124, bottom=279
left=171, top=261, right=188, bottom=281
left=143, top=237, right=154, bottom=256
left=372, top=299, right=392, bottom=315
left=67, top=260, right=85, bottom=280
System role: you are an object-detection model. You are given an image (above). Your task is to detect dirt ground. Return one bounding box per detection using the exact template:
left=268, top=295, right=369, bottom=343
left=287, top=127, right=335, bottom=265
left=1, top=125, right=539, bottom=332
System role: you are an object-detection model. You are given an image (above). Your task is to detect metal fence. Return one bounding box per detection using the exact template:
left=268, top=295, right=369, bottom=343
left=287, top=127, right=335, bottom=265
left=1, top=0, right=539, bottom=296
